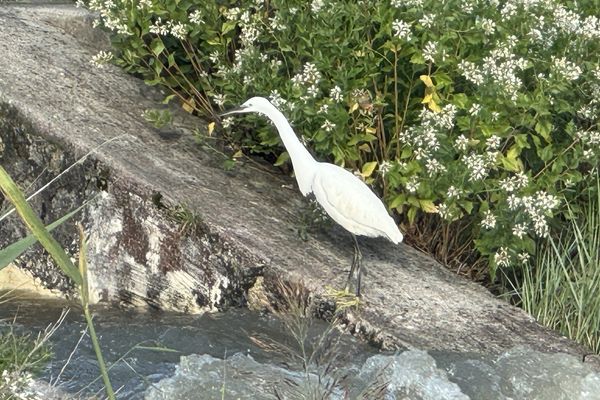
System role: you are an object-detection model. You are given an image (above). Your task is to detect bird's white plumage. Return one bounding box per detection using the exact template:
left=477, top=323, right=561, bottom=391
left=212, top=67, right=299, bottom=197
left=220, top=96, right=403, bottom=246
left=310, top=163, right=403, bottom=243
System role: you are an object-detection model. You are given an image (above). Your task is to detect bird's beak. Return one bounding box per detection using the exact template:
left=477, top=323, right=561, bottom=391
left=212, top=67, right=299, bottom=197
left=218, top=105, right=248, bottom=118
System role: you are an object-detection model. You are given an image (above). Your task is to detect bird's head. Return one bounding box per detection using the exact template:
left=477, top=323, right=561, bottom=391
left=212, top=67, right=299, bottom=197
left=219, top=96, right=274, bottom=117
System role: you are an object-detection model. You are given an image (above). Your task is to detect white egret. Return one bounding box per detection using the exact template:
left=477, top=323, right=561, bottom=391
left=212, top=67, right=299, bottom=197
left=220, top=97, right=403, bottom=296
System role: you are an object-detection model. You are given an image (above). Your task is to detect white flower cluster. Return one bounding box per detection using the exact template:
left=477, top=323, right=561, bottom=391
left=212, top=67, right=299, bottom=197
left=463, top=153, right=488, bottom=181
left=292, top=62, right=322, bottom=102
left=379, top=161, right=393, bottom=176
left=311, top=0, right=325, bottom=13
left=149, top=18, right=188, bottom=40
left=426, top=158, right=446, bottom=176
left=269, top=89, right=289, bottom=110
left=90, top=50, right=113, bottom=68
left=422, top=41, right=437, bottom=63
left=329, top=86, right=344, bottom=103
left=551, top=56, right=582, bottom=81
left=506, top=191, right=560, bottom=237
left=1, top=370, right=42, bottom=400
left=419, top=14, right=435, bottom=29
left=88, top=0, right=130, bottom=34
left=437, top=203, right=452, bottom=219
left=478, top=18, right=496, bottom=35
left=391, top=0, right=424, bottom=7
left=406, top=176, right=420, bottom=193
left=481, top=210, right=496, bottom=229
left=499, top=172, right=529, bottom=192
left=458, top=60, right=484, bottom=85
left=189, top=10, right=203, bottom=25
left=494, top=247, right=511, bottom=267
left=454, top=134, right=469, bottom=152
left=392, top=20, right=412, bottom=41
left=403, top=105, right=457, bottom=166
left=458, top=38, right=526, bottom=100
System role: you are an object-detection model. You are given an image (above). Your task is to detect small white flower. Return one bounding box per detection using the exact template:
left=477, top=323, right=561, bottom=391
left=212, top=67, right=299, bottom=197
left=481, top=210, right=496, bottom=229
left=222, top=117, right=234, bottom=128
left=311, top=0, right=325, bottom=13
left=517, top=252, right=531, bottom=264
left=419, top=14, right=435, bottom=29
left=392, top=19, right=412, bottom=41
left=149, top=17, right=169, bottom=36
left=423, top=41, right=437, bottom=63
left=169, top=21, right=188, bottom=40
left=330, top=86, right=343, bottom=103
left=479, top=18, right=496, bottom=35
left=447, top=186, right=462, bottom=198
left=321, top=120, right=336, bottom=132
left=406, top=176, right=420, bottom=193
left=463, top=153, right=488, bottom=180
left=512, top=223, right=527, bottom=239
left=90, top=50, right=113, bottom=68
left=213, top=93, right=226, bottom=107
left=379, top=161, right=393, bottom=176
left=189, top=10, right=203, bottom=25
left=437, top=203, right=451, bottom=219
left=486, top=135, right=501, bottom=150
left=494, top=247, right=511, bottom=267
left=426, top=158, right=446, bottom=176
left=507, top=194, right=520, bottom=209
left=469, top=103, right=482, bottom=116
left=454, top=134, right=469, bottom=152
left=317, top=104, right=329, bottom=114
left=551, top=56, right=582, bottom=81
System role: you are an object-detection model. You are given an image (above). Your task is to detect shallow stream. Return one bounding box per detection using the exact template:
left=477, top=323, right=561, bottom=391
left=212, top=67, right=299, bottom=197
left=2, top=293, right=600, bottom=399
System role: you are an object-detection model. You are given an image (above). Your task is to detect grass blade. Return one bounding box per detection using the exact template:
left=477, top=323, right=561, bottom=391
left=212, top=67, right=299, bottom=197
left=0, top=166, right=81, bottom=285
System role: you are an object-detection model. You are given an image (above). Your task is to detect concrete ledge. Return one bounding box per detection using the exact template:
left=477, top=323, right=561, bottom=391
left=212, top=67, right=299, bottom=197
left=0, top=5, right=595, bottom=362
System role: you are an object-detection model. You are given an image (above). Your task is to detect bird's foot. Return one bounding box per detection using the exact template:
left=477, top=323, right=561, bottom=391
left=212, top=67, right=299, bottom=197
left=324, top=286, right=361, bottom=310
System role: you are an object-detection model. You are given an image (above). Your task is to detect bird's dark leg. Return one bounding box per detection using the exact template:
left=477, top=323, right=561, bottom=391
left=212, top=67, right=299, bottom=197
left=344, top=234, right=363, bottom=297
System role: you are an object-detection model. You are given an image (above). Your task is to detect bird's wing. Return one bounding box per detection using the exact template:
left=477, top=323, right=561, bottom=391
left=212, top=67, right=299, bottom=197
left=311, top=163, right=402, bottom=242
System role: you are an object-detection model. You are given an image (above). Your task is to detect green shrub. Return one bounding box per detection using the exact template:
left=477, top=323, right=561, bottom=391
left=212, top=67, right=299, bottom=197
left=86, top=0, right=600, bottom=279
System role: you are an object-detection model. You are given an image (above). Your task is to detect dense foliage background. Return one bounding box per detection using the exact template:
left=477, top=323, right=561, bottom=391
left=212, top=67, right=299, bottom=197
left=87, top=0, right=599, bottom=288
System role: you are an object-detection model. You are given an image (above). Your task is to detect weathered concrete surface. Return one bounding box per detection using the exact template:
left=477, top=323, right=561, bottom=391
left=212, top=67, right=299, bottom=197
left=0, top=5, right=596, bottom=362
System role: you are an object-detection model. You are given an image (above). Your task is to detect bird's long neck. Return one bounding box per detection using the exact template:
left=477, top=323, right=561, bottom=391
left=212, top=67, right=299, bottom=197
left=265, top=105, right=317, bottom=196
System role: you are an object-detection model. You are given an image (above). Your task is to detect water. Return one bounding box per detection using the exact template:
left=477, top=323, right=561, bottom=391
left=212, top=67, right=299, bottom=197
left=2, top=293, right=600, bottom=399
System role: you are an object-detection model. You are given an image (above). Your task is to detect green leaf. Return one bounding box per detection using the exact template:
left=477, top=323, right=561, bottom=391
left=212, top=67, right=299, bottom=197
left=221, top=21, right=238, bottom=35
left=274, top=151, right=290, bottom=167
left=150, top=38, right=165, bottom=56
left=452, top=93, right=469, bottom=109
left=535, top=119, right=553, bottom=142
left=502, top=146, right=523, bottom=172
left=407, top=206, right=417, bottom=225
left=361, top=161, right=378, bottom=178
left=390, top=193, right=406, bottom=209
left=538, top=144, right=553, bottom=162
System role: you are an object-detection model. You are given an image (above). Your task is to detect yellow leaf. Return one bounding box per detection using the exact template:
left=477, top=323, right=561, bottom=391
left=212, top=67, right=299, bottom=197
left=419, top=199, right=438, bottom=213
left=182, top=98, right=195, bottom=113
left=365, top=127, right=377, bottom=134
left=350, top=103, right=359, bottom=113
left=428, top=100, right=442, bottom=113
left=232, top=150, right=243, bottom=159
left=207, top=122, right=215, bottom=136
left=358, top=143, right=371, bottom=152
left=361, top=161, right=378, bottom=178
left=421, top=93, right=433, bottom=104
left=420, top=75, right=434, bottom=88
